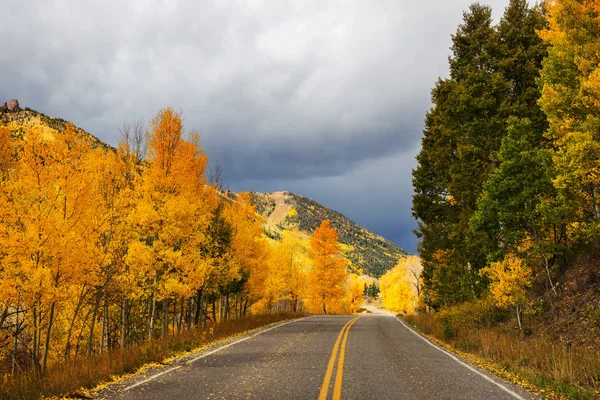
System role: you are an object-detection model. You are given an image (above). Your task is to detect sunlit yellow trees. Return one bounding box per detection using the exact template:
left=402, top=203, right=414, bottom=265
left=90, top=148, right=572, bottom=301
left=380, top=258, right=415, bottom=314
left=345, top=274, right=364, bottom=313
left=227, top=192, right=272, bottom=316
left=272, top=231, right=307, bottom=312
left=538, top=0, right=600, bottom=244
left=130, top=107, right=215, bottom=339
left=1, top=124, right=98, bottom=375
left=483, top=252, right=533, bottom=331
left=306, top=220, right=347, bottom=314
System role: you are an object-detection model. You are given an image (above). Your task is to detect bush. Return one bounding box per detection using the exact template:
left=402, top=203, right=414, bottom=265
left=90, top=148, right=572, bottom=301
left=439, top=296, right=509, bottom=332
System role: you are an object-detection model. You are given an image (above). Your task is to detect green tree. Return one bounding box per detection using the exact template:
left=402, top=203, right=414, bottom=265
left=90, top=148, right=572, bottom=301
left=413, top=1, right=549, bottom=308
left=473, top=118, right=555, bottom=260
left=414, top=4, right=506, bottom=308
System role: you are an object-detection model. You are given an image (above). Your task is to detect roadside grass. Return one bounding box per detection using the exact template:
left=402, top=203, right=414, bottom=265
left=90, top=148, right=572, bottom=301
left=404, top=309, right=600, bottom=400
left=1, top=313, right=301, bottom=400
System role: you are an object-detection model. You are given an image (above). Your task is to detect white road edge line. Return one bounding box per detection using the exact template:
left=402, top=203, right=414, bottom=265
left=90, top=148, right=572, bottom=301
left=124, top=366, right=181, bottom=391
left=394, top=316, right=527, bottom=400
left=123, top=316, right=313, bottom=392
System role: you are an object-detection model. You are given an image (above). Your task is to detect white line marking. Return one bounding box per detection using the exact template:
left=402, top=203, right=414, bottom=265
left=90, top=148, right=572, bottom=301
left=123, top=316, right=313, bottom=391
left=124, top=366, right=181, bottom=391
left=394, top=316, right=528, bottom=400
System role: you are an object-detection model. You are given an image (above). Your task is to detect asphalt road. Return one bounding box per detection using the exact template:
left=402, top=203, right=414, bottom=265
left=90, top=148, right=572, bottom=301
left=96, top=313, right=536, bottom=400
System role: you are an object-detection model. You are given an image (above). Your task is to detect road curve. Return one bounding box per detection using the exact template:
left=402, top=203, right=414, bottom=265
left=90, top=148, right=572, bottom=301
left=95, top=314, right=536, bottom=400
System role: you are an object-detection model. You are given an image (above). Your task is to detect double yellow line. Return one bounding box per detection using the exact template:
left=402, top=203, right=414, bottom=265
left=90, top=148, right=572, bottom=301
left=318, top=316, right=362, bottom=400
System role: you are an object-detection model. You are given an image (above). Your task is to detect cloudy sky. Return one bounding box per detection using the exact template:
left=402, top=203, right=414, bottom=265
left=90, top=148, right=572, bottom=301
left=1, top=0, right=515, bottom=253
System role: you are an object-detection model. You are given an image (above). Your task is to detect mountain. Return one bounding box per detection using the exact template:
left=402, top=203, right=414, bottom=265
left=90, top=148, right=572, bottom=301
left=1, top=106, right=113, bottom=151
left=249, top=191, right=408, bottom=277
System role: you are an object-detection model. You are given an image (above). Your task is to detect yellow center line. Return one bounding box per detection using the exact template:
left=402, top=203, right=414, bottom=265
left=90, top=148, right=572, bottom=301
left=332, top=316, right=361, bottom=400
left=318, top=316, right=361, bottom=400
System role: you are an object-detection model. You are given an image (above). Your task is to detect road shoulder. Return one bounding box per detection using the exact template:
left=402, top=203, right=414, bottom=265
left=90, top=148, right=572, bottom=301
left=92, top=316, right=313, bottom=399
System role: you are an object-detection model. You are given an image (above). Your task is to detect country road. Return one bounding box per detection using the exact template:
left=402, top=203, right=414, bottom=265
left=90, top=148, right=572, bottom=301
left=95, top=314, right=536, bottom=400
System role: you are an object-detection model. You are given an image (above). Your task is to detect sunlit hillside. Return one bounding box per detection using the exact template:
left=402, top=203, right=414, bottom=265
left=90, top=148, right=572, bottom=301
left=2, top=107, right=113, bottom=151
left=248, top=191, right=408, bottom=277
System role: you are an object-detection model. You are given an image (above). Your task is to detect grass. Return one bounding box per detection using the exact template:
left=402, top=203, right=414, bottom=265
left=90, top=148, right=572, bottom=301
left=1, top=313, right=302, bottom=400
left=404, top=312, right=600, bottom=400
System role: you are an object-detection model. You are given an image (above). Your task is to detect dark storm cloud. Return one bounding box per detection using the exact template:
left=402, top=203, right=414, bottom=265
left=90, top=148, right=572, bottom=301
left=0, top=0, right=514, bottom=253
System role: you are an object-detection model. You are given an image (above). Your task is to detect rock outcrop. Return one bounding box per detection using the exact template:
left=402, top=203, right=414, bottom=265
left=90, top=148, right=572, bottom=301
left=0, top=102, right=7, bottom=112
left=7, top=99, right=20, bottom=112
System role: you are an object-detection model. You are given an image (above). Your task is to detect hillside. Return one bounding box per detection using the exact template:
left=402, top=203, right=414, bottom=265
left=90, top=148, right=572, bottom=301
left=1, top=103, right=113, bottom=151
left=250, top=191, right=408, bottom=277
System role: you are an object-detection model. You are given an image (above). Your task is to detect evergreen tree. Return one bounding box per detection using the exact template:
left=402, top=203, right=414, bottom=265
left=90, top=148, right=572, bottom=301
left=473, top=117, right=555, bottom=260
left=413, top=1, right=549, bottom=308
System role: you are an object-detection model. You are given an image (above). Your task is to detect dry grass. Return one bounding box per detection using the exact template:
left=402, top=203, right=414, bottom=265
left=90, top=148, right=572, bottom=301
left=1, top=313, right=301, bottom=400
left=404, top=312, right=600, bottom=399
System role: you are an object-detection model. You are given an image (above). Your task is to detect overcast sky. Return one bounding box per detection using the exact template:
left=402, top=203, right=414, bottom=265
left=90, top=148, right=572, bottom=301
left=1, top=0, right=516, bottom=253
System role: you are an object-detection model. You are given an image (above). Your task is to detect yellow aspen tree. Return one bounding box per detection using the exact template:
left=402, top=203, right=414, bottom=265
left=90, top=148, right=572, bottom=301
left=538, top=0, right=600, bottom=242
left=227, top=193, right=271, bottom=315
left=5, top=124, right=96, bottom=375
left=483, top=252, right=533, bottom=331
left=273, top=231, right=308, bottom=312
left=345, top=274, right=364, bottom=313
left=307, top=220, right=347, bottom=314
left=380, top=258, right=415, bottom=314
left=134, top=107, right=215, bottom=339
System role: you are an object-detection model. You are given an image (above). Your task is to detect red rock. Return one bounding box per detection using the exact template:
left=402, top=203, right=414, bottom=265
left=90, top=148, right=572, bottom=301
left=0, top=102, right=7, bottom=112
left=8, top=99, right=19, bottom=112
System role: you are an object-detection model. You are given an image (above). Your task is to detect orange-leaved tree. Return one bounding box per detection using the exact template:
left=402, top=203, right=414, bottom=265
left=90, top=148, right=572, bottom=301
left=132, top=107, right=216, bottom=340
left=306, top=220, right=347, bottom=314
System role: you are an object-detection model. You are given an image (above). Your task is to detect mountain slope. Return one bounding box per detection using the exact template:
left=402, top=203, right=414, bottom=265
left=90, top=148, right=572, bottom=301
left=250, top=191, right=408, bottom=277
left=1, top=107, right=113, bottom=151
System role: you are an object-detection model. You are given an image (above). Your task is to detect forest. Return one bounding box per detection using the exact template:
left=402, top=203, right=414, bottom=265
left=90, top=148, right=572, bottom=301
left=411, top=0, right=600, bottom=396
left=0, top=107, right=371, bottom=397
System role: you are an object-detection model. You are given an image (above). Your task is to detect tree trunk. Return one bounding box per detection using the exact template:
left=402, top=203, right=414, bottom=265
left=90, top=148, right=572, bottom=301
left=243, top=298, right=249, bottom=316
left=543, top=257, right=557, bottom=296
left=162, top=299, right=169, bottom=337
left=74, top=302, right=94, bottom=359
left=120, top=297, right=128, bottom=348
left=211, top=299, right=216, bottom=323
left=516, top=304, right=523, bottom=332
left=65, top=284, right=87, bottom=359
left=100, top=285, right=108, bottom=353
left=41, top=301, right=56, bottom=376
left=32, top=305, right=41, bottom=377
left=12, top=305, right=19, bottom=375
left=87, top=290, right=101, bottom=354
left=178, top=298, right=184, bottom=334
left=193, top=289, right=203, bottom=326
left=149, top=289, right=156, bottom=342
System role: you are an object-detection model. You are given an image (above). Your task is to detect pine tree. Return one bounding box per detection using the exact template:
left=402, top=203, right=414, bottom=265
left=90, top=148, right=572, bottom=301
left=413, top=1, right=549, bottom=308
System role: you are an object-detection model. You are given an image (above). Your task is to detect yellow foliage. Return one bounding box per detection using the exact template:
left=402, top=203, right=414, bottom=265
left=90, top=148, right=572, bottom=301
left=345, top=274, right=364, bottom=313
left=305, top=220, right=348, bottom=314
left=483, top=253, right=533, bottom=310
left=380, top=258, right=415, bottom=314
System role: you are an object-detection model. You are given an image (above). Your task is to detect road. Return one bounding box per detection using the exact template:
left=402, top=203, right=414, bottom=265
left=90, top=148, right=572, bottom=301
left=95, top=313, right=536, bottom=400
